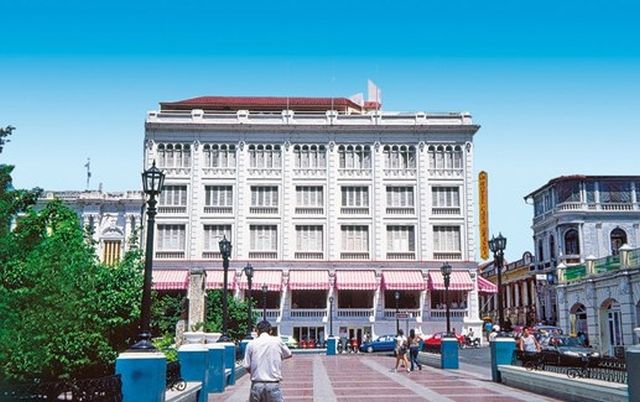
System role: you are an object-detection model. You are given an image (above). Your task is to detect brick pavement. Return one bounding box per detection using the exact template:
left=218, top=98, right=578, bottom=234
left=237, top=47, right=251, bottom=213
left=211, top=354, right=562, bottom=402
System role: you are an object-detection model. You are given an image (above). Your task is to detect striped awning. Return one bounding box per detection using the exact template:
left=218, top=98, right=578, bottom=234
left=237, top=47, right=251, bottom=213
left=288, top=270, right=330, bottom=290
left=335, top=270, right=377, bottom=290
left=238, top=270, right=282, bottom=291
left=205, top=270, right=236, bottom=290
left=382, top=270, right=426, bottom=290
left=152, top=270, right=188, bottom=290
left=477, top=275, right=498, bottom=294
left=428, top=270, right=474, bottom=291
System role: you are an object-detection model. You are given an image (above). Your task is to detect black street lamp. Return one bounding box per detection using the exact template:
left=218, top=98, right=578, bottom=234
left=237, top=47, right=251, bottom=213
left=488, top=233, right=507, bottom=334
left=218, top=235, right=232, bottom=343
left=131, top=161, right=165, bottom=351
left=328, top=296, right=334, bottom=337
left=394, top=291, right=400, bottom=334
left=243, top=263, right=254, bottom=340
left=261, top=283, right=268, bottom=322
left=440, top=262, right=452, bottom=336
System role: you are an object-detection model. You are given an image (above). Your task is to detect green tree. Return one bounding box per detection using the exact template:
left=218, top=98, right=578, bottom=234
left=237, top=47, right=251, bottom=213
left=205, top=290, right=257, bottom=341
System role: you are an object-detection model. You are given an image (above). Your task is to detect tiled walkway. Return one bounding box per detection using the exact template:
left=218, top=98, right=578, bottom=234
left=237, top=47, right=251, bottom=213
left=211, top=355, right=561, bottom=402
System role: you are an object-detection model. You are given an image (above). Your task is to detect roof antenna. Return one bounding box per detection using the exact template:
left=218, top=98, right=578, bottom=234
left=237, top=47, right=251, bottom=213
left=84, top=157, right=92, bottom=191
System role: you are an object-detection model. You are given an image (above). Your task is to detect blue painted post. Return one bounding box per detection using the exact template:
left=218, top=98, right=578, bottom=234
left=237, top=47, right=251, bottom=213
left=626, top=344, right=640, bottom=402
left=206, top=344, right=226, bottom=394
left=490, top=338, right=516, bottom=382
left=178, top=344, right=209, bottom=402
left=326, top=336, right=337, bottom=356
left=239, top=339, right=251, bottom=360
left=115, top=352, right=166, bottom=402
left=220, top=342, right=236, bottom=386
left=440, top=338, right=459, bottom=369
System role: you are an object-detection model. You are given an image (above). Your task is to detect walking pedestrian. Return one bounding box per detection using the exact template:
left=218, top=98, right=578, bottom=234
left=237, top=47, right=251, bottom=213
left=243, top=320, right=292, bottom=402
left=408, top=329, right=422, bottom=371
left=393, top=329, right=411, bottom=373
left=484, top=320, right=493, bottom=342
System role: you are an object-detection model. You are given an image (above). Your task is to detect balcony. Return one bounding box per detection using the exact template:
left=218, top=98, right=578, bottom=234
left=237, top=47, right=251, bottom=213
left=433, top=251, right=462, bottom=260
left=341, top=207, right=369, bottom=215
left=290, top=309, right=327, bottom=319
left=340, top=252, right=370, bottom=260
left=249, top=206, right=278, bottom=215
left=155, top=251, right=185, bottom=259
left=601, top=203, right=634, bottom=211
left=383, top=309, right=421, bottom=319
left=337, top=308, right=374, bottom=319
left=261, top=309, right=280, bottom=320
left=292, top=168, right=327, bottom=177
left=386, top=207, right=415, bottom=215
left=161, top=167, right=192, bottom=177
left=386, top=252, right=416, bottom=260
left=428, top=168, right=464, bottom=178
left=247, top=168, right=281, bottom=178
left=432, top=207, right=461, bottom=216
left=202, top=167, right=235, bottom=177
left=383, top=168, right=417, bottom=178
left=202, top=251, right=221, bottom=259
left=428, top=309, right=468, bottom=319
left=337, top=168, right=372, bottom=178
left=294, top=252, right=324, bottom=260
left=158, top=206, right=187, bottom=214
left=248, top=251, right=278, bottom=259
left=295, top=207, right=324, bottom=215
left=203, top=206, right=233, bottom=214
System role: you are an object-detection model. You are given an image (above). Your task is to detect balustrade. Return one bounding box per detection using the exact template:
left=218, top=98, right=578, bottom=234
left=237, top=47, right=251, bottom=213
left=249, top=206, right=278, bottom=215
left=432, top=207, right=461, bottom=215
left=158, top=206, right=187, bottom=214
left=337, top=308, right=373, bottom=318
left=386, top=207, right=415, bottom=215
left=248, top=251, right=278, bottom=259
left=340, top=207, right=369, bottom=215
left=386, top=252, right=416, bottom=260
left=202, top=251, right=221, bottom=259
left=383, top=309, right=420, bottom=319
left=294, top=252, right=324, bottom=259
left=433, top=251, right=462, bottom=260
left=290, top=309, right=327, bottom=319
left=155, top=251, right=186, bottom=259
left=203, top=206, right=233, bottom=214
left=294, top=207, right=324, bottom=215
left=340, top=252, right=370, bottom=260
left=428, top=309, right=468, bottom=319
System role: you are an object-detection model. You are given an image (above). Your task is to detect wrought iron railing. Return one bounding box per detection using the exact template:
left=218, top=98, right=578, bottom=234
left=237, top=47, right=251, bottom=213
left=166, top=361, right=186, bottom=392
left=0, top=374, right=122, bottom=401
left=514, top=351, right=627, bottom=384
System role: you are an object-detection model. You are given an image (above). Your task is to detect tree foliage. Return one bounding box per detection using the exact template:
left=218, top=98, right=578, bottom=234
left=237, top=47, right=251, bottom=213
left=205, top=290, right=257, bottom=341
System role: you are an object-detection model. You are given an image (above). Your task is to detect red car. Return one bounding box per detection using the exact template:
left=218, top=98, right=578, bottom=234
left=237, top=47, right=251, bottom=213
left=422, top=332, right=465, bottom=352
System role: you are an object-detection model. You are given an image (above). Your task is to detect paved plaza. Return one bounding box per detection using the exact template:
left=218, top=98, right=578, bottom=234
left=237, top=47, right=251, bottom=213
left=211, top=354, right=561, bottom=402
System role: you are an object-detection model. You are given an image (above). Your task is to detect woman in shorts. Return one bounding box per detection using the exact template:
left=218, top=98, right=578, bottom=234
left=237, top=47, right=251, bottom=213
left=394, top=329, right=411, bottom=373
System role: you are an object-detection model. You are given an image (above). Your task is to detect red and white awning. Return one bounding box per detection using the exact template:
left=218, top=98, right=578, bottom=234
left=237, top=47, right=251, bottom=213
left=238, top=270, right=282, bottom=291
left=288, top=270, right=330, bottom=290
left=477, top=275, right=498, bottom=294
left=205, top=270, right=236, bottom=290
left=428, top=270, right=474, bottom=291
left=335, top=270, right=377, bottom=290
left=382, top=271, right=426, bottom=290
left=152, top=270, right=188, bottom=290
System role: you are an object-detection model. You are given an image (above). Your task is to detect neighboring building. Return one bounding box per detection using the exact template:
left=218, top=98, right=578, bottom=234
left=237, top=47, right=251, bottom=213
left=144, top=91, right=482, bottom=341
left=524, top=175, right=640, bottom=325
left=38, top=191, right=145, bottom=265
left=478, top=252, right=536, bottom=327
left=556, top=245, right=640, bottom=356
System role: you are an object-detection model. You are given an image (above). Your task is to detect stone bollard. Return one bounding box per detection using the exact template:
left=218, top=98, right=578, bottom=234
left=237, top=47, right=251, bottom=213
left=239, top=339, right=251, bottom=360
left=178, top=344, right=209, bottom=402
left=206, top=344, right=226, bottom=394
left=490, top=337, right=516, bottom=382
left=326, top=336, right=338, bottom=356
left=220, top=342, right=237, bottom=386
left=440, top=337, right=459, bottom=369
left=115, top=352, right=167, bottom=402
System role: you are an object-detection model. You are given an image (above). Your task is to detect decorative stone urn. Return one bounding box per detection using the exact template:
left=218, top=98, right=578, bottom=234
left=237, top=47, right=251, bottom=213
left=183, top=331, right=205, bottom=344
left=205, top=332, right=222, bottom=344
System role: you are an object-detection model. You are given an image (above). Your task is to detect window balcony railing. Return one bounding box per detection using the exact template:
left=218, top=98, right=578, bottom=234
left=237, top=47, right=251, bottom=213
left=160, top=167, right=192, bottom=176
left=340, top=252, right=370, bottom=260
left=247, top=168, right=281, bottom=177
left=386, top=252, right=416, bottom=260
left=594, top=255, right=620, bottom=273
left=203, top=206, right=233, bottom=214
left=337, top=168, right=372, bottom=178
left=262, top=309, right=280, bottom=320
left=386, top=207, right=415, bottom=215
left=383, top=168, right=417, bottom=178
left=383, top=309, right=420, bottom=319
left=292, top=168, right=327, bottom=177
left=158, top=206, right=187, bottom=214
left=433, top=251, right=462, bottom=260
left=427, top=168, right=464, bottom=178
left=290, top=309, right=327, bottom=319
left=249, top=206, right=278, bottom=215
left=340, top=207, right=369, bottom=215
left=432, top=207, right=461, bottom=215
left=428, top=309, right=468, bottom=319
left=295, top=207, right=324, bottom=215
left=337, top=308, right=374, bottom=319
left=248, top=251, right=278, bottom=259
left=155, top=251, right=186, bottom=259
left=202, top=251, right=221, bottom=259
left=294, top=252, right=324, bottom=260
left=202, top=167, right=236, bottom=177
left=556, top=202, right=583, bottom=211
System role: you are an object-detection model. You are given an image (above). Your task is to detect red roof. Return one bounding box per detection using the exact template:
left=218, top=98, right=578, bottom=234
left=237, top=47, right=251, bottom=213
left=160, top=96, right=364, bottom=113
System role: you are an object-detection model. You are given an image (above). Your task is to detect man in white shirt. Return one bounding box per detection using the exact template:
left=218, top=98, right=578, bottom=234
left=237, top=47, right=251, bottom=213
left=243, top=321, right=292, bottom=402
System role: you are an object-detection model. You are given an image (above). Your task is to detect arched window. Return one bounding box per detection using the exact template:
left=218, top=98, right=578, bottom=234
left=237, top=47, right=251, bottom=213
left=294, top=144, right=326, bottom=169
left=564, top=229, right=580, bottom=255
left=428, top=145, right=436, bottom=169
left=248, top=144, right=281, bottom=169
left=156, top=143, right=191, bottom=168
left=383, top=145, right=416, bottom=169
left=338, top=145, right=371, bottom=169
left=610, top=228, right=627, bottom=256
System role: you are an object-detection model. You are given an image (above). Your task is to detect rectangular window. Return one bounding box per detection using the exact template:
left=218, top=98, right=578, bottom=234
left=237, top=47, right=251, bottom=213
left=156, top=224, right=186, bottom=251
left=203, top=225, right=231, bottom=251
left=433, top=226, right=461, bottom=252
left=341, top=225, right=369, bottom=252
left=296, top=226, right=323, bottom=252
left=586, top=182, right=596, bottom=203
left=600, top=181, right=632, bottom=203
left=386, top=226, right=415, bottom=252
left=341, top=187, right=369, bottom=207
left=159, top=185, right=187, bottom=206
left=555, top=180, right=581, bottom=204
left=102, top=240, right=121, bottom=266
left=250, top=225, right=277, bottom=251
left=432, top=187, right=460, bottom=207
left=386, top=187, right=415, bottom=207
left=204, top=186, right=233, bottom=206
left=251, top=186, right=279, bottom=207
left=296, top=186, right=323, bottom=207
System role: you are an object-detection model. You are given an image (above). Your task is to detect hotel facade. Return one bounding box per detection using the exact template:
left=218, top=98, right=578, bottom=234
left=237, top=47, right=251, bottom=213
left=144, top=94, right=484, bottom=342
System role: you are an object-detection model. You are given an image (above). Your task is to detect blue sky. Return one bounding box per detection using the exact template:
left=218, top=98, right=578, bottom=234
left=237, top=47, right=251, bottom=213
left=1, top=0, right=639, bottom=260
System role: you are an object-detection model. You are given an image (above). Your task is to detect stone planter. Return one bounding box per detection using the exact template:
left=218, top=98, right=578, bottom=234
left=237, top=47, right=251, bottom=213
left=183, top=331, right=205, bottom=344
left=205, top=332, right=222, bottom=344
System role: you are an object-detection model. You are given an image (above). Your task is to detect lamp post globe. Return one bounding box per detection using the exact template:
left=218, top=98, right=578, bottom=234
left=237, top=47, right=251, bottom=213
left=440, top=262, right=452, bottom=336
left=394, top=291, right=400, bottom=334
left=489, top=233, right=507, bottom=335
left=243, top=263, right=254, bottom=339
left=131, top=161, right=165, bottom=351
left=218, top=235, right=232, bottom=342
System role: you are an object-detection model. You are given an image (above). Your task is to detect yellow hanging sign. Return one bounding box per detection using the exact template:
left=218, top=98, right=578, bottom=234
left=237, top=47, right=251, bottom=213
left=479, top=171, right=489, bottom=260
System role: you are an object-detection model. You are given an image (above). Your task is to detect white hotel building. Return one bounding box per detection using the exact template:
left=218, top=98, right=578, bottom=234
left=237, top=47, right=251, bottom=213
left=145, top=94, right=484, bottom=342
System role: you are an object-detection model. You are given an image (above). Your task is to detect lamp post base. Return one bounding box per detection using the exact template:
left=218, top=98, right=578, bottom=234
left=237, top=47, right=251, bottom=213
left=217, top=334, right=232, bottom=343
left=128, top=339, right=157, bottom=352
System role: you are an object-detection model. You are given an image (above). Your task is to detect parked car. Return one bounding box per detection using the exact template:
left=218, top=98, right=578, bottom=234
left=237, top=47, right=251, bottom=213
left=359, top=334, right=397, bottom=353
left=539, top=335, right=600, bottom=366
left=422, top=332, right=465, bottom=352
left=280, top=335, right=298, bottom=349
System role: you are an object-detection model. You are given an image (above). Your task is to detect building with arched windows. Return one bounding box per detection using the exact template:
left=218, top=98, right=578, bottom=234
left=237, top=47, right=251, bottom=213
left=144, top=93, right=482, bottom=343
left=524, top=175, right=640, bottom=352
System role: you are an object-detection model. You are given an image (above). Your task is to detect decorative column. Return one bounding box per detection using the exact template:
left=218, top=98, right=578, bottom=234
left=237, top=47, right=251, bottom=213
left=187, top=268, right=207, bottom=331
